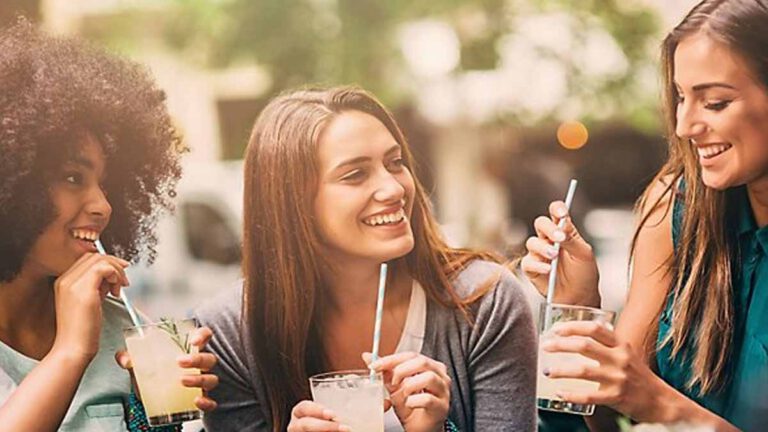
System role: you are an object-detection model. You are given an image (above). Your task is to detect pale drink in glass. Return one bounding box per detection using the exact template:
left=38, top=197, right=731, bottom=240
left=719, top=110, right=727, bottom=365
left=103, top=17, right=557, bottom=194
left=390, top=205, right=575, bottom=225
left=310, top=370, right=384, bottom=432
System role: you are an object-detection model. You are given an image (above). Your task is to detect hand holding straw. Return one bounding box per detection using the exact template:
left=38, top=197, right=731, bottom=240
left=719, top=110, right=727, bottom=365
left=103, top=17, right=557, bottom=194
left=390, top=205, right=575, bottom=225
left=545, top=179, right=578, bottom=305
left=370, top=263, right=388, bottom=378
left=95, top=239, right=143, bottom=332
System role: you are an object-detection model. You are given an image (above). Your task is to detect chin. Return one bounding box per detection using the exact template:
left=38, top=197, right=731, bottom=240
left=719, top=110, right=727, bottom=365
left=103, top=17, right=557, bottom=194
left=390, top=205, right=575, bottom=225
left=380, top=238, right=415, bottom=262
left=701, top=172, right=734, bottom=191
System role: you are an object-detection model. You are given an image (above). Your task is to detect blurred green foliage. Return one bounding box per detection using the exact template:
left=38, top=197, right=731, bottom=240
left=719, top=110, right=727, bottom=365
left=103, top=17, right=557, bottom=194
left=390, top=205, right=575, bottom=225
left=159, top=0, right=660, bottom=122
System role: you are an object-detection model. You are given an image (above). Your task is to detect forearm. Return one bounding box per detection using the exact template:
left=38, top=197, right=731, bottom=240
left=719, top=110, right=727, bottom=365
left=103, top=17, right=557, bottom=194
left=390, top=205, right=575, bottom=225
left=661, top=385, right=740, bottom=432
left=0, top=349, right=90, bottom=430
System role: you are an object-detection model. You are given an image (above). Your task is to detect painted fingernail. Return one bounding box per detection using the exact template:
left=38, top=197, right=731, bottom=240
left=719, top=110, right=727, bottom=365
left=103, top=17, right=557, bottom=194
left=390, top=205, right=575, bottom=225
left=546, top=247, right=558, bottom=259
left=553, top=231, right=566, bottom=242
left=543, top=368, right=550, bottom=376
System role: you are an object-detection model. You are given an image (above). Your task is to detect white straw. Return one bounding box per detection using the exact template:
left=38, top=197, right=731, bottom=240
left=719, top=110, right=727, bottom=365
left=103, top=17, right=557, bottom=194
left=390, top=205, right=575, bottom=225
left=545, top=179, right=578, bottom=305
left=95, top=239, right=144, bottom=333
left=370, top=263, right=388, bottom=377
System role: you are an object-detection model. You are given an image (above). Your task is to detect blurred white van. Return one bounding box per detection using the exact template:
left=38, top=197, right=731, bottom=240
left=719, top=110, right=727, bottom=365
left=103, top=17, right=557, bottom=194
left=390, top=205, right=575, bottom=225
left=126, top=160, right=244, bottom=319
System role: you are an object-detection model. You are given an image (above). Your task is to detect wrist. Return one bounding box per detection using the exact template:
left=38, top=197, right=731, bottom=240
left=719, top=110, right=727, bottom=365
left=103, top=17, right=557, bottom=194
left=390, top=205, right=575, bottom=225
left=47, top=344, right=95, bottom=370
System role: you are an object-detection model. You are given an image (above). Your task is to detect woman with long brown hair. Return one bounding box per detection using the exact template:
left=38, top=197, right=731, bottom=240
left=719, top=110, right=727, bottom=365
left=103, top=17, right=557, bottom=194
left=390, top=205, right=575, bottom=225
left=522, top=1, right=768, bottom=431
left=196, top=86, right=537, bottom=431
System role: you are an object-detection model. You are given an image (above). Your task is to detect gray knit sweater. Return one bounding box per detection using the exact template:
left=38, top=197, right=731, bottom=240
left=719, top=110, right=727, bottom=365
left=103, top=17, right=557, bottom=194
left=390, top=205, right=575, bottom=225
left=195, top=260, right=537, bottom=431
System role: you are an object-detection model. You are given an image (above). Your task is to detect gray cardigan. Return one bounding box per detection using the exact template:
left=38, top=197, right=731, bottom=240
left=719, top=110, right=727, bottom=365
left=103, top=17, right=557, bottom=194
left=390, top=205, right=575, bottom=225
left=195, top=260, right=537, bottom=431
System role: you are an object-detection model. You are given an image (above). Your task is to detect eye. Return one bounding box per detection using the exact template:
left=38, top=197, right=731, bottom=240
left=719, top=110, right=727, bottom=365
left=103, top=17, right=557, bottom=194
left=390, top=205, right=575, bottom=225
left=64, top=171, right=84, bottom=185
left=704, top=100, right=732, bottom=111
left=387, top=157, right=406, bottom=172
left=340, top=169, right=366, bottom=183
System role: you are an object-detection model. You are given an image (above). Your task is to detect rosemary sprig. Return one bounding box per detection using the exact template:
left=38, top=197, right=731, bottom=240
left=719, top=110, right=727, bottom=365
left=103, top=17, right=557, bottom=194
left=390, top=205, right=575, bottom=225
left=156, top=318, right=192, bottom=354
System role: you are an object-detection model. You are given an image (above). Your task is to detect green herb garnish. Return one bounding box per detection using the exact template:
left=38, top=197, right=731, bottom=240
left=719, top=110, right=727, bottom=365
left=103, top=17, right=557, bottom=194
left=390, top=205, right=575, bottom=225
left=157, top=318, right=191, bottom=354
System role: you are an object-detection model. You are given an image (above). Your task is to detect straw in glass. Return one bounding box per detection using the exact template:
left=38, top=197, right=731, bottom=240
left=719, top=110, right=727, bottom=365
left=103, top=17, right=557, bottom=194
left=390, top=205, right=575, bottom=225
left=370, top=263, right=388, bottom=378
left=545, top=179, right=578, bottom=305
left=95, top=239, right=143, bottom=333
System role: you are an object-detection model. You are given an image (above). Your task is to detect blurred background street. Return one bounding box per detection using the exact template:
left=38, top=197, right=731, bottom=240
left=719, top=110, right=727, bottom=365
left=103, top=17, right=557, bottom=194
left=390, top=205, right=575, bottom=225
left=3, top=0, right=697, bottom=327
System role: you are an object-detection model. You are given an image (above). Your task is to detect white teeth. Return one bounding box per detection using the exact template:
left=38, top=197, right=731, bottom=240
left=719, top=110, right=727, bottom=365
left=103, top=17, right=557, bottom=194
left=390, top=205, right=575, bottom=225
left=71, top=229, right=99, bottom=241
left=364, top=209, right=406, bottom=226
left=697, top=143, right=732, bottom=159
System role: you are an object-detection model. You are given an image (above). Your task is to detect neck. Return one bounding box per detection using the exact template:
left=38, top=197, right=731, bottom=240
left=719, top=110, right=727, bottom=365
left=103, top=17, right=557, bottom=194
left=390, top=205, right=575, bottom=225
left=322, top=259, right=411, bottom=313
left=747, top=181, right=768, bottom=227
left=0, top=267, right=56, bottom=338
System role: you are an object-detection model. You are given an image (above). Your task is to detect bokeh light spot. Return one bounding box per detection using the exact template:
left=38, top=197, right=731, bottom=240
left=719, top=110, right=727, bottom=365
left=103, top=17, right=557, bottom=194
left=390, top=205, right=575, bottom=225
left=557, top=120, right=589, bottom=150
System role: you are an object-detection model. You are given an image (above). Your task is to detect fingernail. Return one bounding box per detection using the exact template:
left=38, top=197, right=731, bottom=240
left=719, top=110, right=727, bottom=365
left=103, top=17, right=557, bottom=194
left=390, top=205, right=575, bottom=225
left=553, top=231, right=566, bottom=242
left=369, top=361, right=381, bottom=371
left=546, top=247, right=558, bottom=259
left=541, top=340, right=554, bottom=351
left=555, top=207, right=568, bottom=218
left=339, top=426, right=352, bottom=432
left=322, top=409, right=336, bottom=419
left=543, top=367, right=550, bottom=376
left=177, top=354, right=193, bottom=366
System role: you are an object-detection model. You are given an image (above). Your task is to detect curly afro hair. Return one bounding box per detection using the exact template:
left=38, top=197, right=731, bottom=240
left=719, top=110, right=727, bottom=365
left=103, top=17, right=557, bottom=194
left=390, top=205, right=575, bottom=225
left=0, top=18, right=186, bottom=282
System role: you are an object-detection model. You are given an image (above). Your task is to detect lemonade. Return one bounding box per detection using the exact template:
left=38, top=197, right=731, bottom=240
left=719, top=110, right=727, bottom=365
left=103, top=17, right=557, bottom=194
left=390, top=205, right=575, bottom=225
left=124, top=318, right=202, bottom=426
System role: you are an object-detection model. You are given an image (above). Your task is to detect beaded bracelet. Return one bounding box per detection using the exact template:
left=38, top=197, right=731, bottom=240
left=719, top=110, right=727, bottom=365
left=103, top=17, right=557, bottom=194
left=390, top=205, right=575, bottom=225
left=445, top=418, right=460, bottom=432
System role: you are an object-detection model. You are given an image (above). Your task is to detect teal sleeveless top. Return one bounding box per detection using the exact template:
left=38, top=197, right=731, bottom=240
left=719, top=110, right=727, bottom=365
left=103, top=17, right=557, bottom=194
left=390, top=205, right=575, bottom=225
left=659, top=184, right=768, bottom=431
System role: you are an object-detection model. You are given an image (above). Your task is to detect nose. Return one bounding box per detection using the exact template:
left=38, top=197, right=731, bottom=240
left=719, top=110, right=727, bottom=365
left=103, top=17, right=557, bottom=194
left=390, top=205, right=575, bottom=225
left=86, top=185, right=112, bottom=221
left=675, top=101, right=707, bottom=141
left=372, top=169, right=405, bottom=204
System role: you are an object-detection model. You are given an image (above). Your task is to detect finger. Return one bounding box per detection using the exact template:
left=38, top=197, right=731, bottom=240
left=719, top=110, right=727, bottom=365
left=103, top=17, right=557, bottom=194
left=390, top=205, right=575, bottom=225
left=194, top=395, right=218, bottom=412
left=291, top=417, right=349, bottom=431
left=520, top=254, right=552, bottom=277
left=548, top=200, right=570, bottom=221
left=551, top=321, right=618, bottom=347
left=391, top=356, right=450, bottom=387
left=400, top=371, right=450, bottom=399
left=404, top=392, right=448, bottom=411
left=545, top=363, right=604, bottom=382
left=178, top=352, right=218, bottom=371
left=114, top=350, right=133, bottom=370
left=181, top=374, right=220, bottom=391
left=533, top=216, right=566, bottom=244
left=557, top=390, right=616, bottom=406
left=540, top=335, right=612, bottom=363
left=292, top=401, right=336, bottom=421
left=361, top=352, right=373, bottom=366
left=525, top=236, right=559, bottom=261
left=368, top=351, right=419, bottom=373
left=189, top=326, right=213, bottom=347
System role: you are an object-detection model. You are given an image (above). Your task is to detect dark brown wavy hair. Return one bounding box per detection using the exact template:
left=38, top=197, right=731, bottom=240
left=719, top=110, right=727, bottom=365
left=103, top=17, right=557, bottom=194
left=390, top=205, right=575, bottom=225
left=0, top=18, right=185, bottom=282
left=632, top=0, right=768, bottom=394
left=242, top=86, right=499, bottom=430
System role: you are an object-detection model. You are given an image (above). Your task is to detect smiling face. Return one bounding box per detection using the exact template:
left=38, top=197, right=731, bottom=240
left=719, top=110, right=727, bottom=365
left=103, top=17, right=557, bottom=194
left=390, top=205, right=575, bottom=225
left=313, top=110, right=416, bottom=267
left=674, top=32, right=768, bottom=190
left=24, top=133, right=112, bottom=277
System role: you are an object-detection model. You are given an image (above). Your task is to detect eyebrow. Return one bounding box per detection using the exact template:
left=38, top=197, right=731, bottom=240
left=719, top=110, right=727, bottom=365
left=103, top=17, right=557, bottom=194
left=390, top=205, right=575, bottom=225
left=676, top=82, right=738, bottom=92
left=65, top=156, right=95, bottom=171
left=332, top=144, right=402, bottom=171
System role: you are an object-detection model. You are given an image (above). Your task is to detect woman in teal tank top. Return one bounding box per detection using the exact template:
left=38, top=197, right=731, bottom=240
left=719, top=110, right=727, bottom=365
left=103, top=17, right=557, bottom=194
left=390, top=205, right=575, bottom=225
left=0, top=20, right=219, bottom=431
left=521, top=1, right=768, bottom=430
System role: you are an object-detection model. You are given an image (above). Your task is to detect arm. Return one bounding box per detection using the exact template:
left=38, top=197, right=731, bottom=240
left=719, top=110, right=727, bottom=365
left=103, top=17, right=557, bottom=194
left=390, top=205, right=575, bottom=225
left=543, top=179, right=740, bottom=432
left=194, top=287, right=270, bottom=432
left=0, top=252, right=130, bottom=430
left=467, top=265, right=537, bottom=431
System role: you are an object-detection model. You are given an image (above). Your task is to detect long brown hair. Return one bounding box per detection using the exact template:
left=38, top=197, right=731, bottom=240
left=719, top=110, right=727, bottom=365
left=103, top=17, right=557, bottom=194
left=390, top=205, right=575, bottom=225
left=631, top=0, right=768, bottom=394
left=241, top=86, right=498, bottom=430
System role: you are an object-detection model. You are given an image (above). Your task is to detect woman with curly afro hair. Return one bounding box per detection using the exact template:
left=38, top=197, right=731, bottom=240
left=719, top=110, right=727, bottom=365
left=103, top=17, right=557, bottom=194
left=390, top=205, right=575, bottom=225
left=0, top=19, right=218, bottom=431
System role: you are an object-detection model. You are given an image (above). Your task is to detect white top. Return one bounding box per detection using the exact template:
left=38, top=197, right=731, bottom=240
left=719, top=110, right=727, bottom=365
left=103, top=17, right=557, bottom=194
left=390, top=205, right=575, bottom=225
left=384, top=280, right=427, bottom=432
left=0, top=366, right=14, bottom=406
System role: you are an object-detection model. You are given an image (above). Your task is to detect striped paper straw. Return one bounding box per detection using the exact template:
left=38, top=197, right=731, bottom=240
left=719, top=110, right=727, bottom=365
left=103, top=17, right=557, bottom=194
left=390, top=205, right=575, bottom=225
left=95, top=239, right=144, bottom=334
left=370, top=263, right=388, bottom=378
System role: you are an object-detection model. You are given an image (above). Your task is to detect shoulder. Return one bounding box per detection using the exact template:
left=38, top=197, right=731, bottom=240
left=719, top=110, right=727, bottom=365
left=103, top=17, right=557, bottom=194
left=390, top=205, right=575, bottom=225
left=102, top=296, right=136, bottom=330
left=194, top=280, right=244, bottom=339
left=451, top=260, right=526, bottom=308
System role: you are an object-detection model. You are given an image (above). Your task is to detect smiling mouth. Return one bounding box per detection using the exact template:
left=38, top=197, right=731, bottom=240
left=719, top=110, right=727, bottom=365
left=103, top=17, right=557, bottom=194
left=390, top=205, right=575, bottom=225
left=697, top=143, right=732, bottom=160
left=363, top=208, right=407, bottom=227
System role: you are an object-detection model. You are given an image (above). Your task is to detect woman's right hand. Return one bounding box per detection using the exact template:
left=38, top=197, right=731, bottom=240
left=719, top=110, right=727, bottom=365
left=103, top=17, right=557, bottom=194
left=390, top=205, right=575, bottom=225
left=521, top=200, right=600, bottom=307
left=51, top=252, right=130, bottom=363
left=287, top=401, right=350, bottom=432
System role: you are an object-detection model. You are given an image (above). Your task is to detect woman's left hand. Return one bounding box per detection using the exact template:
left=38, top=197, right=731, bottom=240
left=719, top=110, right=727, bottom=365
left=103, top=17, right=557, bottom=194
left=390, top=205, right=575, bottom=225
left=542, top=321, right=669, bottom=422
left=116, top=326, right=219, bottom=412
left=365, top=351, right=451, bottom=432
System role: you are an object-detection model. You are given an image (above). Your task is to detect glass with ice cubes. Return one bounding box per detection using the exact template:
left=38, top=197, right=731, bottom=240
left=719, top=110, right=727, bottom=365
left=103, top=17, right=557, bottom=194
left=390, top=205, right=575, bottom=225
left=309, top=370, right=384, bottom=432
